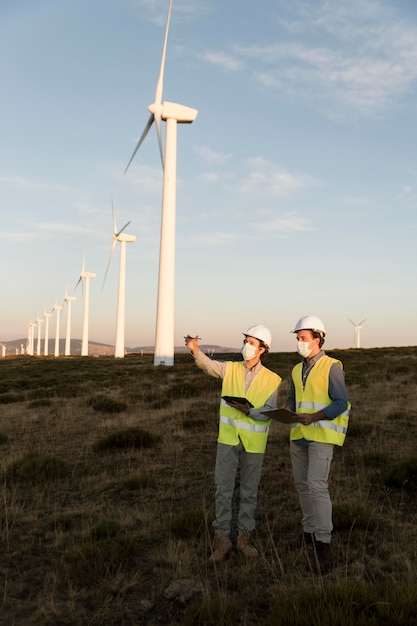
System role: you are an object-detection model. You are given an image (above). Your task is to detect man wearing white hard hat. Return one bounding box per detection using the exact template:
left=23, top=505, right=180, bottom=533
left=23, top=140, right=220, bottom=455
left=185, top=325, right=282, bottom=563
left=285, top=315, right=350, bottom=572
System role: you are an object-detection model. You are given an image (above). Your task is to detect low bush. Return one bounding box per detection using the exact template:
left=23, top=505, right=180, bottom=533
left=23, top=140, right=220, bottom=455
left=92, top=427, right=161, bottom=452
left=383, top=456, right=417, bottom=491
left=3, top=451, right=70, bottom=483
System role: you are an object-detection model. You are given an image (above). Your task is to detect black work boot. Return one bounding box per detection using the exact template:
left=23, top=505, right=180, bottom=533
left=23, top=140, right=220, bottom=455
left=314, top=541, right=332, bottom=573
left=303, top=532, right=315, bottom=546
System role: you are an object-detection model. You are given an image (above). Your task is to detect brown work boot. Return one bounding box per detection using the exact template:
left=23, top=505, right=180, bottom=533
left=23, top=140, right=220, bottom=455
left=237, top=530, right=258, bottom=559
left=209, top=530, right=232, bottom=563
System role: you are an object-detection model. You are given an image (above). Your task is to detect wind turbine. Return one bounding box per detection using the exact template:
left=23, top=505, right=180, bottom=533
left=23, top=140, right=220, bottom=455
left=1, top=344, right=6, bottom=358
left=53, top=301, right=63, bottom=357
left=125, top=0, right=198, bottom=366
left=43, top=310, right=52, bottom=356
left=103, top=200, right=136, bottom=359
left=349, top=318, right=366, bottom=349
left=36, top=315, right=43, bottom=356
left=27, top=321, right=34, bottom=355
left=63, top=288, right=76, bottom=356
left=75, top=257, right=96, bottom=357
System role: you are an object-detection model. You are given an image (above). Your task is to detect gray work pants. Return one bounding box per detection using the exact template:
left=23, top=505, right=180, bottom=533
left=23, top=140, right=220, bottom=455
left=213, top=441, right=264, bottom=536
left=290, top=441, right=334, bottom=543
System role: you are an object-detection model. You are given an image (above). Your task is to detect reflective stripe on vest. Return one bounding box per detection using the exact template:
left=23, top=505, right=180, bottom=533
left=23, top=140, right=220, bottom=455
left=290, top=356, right=349, bottom=447
left=220, top=415, right=269, bottom=433
left=219, top=361, right=282, bottom=453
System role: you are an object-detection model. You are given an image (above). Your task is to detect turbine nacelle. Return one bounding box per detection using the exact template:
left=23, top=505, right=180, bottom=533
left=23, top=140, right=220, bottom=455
left=113, top=233, right=136, bottom=243
left=148, top=101, right=198, bottom=124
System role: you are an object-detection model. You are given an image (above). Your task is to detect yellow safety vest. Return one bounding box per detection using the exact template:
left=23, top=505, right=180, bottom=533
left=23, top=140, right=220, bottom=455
left=219, top=362, right=282, bottom=453
left=290, top=356, right=350, bottom=447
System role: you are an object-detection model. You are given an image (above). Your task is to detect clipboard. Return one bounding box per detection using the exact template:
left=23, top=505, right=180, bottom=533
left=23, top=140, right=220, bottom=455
left=260, top=408, right=298, bottom=423
left=222, top=396, right=254, bottom=408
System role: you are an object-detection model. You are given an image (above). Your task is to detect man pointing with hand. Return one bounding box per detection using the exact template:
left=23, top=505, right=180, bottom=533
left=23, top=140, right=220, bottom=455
left=185, top=325, right=282, bottom=563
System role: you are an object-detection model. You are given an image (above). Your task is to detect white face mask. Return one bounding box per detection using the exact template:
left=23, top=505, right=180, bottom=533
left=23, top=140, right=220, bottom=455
left=241, top=343, right=258, bottom=361
left=297, top=341, right=313, bottom=358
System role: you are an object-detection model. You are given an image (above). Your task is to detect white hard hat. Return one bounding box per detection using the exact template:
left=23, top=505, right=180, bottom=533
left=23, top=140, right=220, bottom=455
left=291, top=315, right=326, bottom=337
left=243, top=324, right=272, bottom=349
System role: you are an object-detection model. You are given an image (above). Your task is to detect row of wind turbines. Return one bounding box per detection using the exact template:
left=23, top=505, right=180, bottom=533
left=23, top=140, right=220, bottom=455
left=23, top=0, right=195, bottom=364
left=25, top=202, right=136, bottom=359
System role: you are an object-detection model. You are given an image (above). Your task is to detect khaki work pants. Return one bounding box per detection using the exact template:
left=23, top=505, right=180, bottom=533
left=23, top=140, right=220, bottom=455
left=213, top=441, right=264, bottom=536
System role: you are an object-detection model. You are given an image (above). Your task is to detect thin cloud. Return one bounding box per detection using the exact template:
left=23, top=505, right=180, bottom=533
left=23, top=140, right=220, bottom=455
left=200, top=50, right=243, bottom=71
left=130, top=0, right=212, bottom=26
left=238, top=157, right=318, bottom=197
left=0, top=174, right=75, bottom=193
left=195, top=146, right=232, bottom=164
left=252, top=211, right=315, bottom=235
left=228, top=1, right=417, bottom=114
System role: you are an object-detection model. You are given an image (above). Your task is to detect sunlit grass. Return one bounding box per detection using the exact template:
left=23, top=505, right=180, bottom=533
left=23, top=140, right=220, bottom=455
left=0, top=347, right=416, bottom=624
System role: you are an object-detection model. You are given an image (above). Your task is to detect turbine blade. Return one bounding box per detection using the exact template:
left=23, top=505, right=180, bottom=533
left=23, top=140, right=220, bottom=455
left=125, top=114, right=155, bottom=174
left=112, top=195, right=117, bottom=235
left=154, top=0, right=173, bottom=105
left=116, top=221, right=131, bottom=237
left=348, top=318, right=355, bottom=326
left=359, top=319, right=366, bottom=325
left=102, top=240, right=117, bottom=291
left=74, top=276, right=82, bottom=291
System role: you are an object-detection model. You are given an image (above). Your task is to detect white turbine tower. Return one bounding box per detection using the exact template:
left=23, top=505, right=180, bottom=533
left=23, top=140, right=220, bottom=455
left=1, top=344, right=6, bottom=358
left=63, top=289, right=76, bottom=356
left=349, top=318, right=366, bottom=349
left=35, top=316, right=43, bottom=356
left=53, top=301, right=63, bottom=357
left=43, top=310, right=52, bottom=356
left=27, top=321, right=34, bottom=355
left=103, top=200, right=136, bottom=359
left=125, top=0, right=198, bottom=366
left=75, top=257, right=96, bottom=357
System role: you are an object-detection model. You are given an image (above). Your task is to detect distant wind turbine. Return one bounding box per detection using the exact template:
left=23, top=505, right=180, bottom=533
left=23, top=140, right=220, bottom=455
left=349, top=318, right=366, bottom=349
left=43, top=310, right=52, bottom=356
left=103, top=200, right=136, bottom=359
left=1, top=344, right=6, bottom=358
left=63, top=288, right=76, bottom=356
left=27, top=321, right=34, bottom=355
left=75, top=256, right=96, bottom=357
left=125, top=0, right=198, bottom=366
left=36, top=316, right=43, bottom=356
left=53, top=301, right=63, bottom=357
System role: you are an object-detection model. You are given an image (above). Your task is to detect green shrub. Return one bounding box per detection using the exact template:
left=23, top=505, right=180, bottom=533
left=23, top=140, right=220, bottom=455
left=333, top=500, right=377, bottom=531
left=183, top=595, right=241, bottom=626
left=362, top=450, right=389, bottom=469
left=121, top=475, right=157, bottom=490
left=28, top=398, right=53, bottom=408
left=0, top=392, right=21, bottom=404
left=182, top=418, right=208, bottom=430
left=4, top=451, right=69, bottom=483
left=87, top=395, right=127, bottom=413
left=170, top=508, right=206, bottom=539
left=60, top=533, right=138, bottom=587
left=90, top=519, right=121, bottom=540
left=92, top=427, right=161, bottom=452
left=384, top=456, right=417, bottom=491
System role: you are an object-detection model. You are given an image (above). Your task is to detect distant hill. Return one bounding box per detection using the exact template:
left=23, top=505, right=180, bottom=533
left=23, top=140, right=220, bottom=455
left=0, top=339, right=239, bottom=357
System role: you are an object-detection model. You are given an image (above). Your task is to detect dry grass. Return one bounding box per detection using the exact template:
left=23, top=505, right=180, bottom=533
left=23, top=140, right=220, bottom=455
left=0, top=347, right=417, bottom=624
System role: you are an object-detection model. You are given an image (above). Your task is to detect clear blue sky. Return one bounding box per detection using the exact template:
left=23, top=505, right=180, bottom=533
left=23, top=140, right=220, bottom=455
left=1, top=0, right=416, bottom=352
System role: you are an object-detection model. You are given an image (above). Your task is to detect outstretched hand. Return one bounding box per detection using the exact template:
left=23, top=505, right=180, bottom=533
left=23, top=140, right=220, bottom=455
left=184, top=334, right=200, bottom=355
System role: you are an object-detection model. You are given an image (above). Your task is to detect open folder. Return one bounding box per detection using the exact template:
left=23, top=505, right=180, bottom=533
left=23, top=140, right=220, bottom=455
left=260, top=408, right=299, bottom=423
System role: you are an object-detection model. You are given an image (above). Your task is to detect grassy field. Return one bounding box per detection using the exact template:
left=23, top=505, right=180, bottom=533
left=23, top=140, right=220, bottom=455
left=1, top=346, right=417, bottom=625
